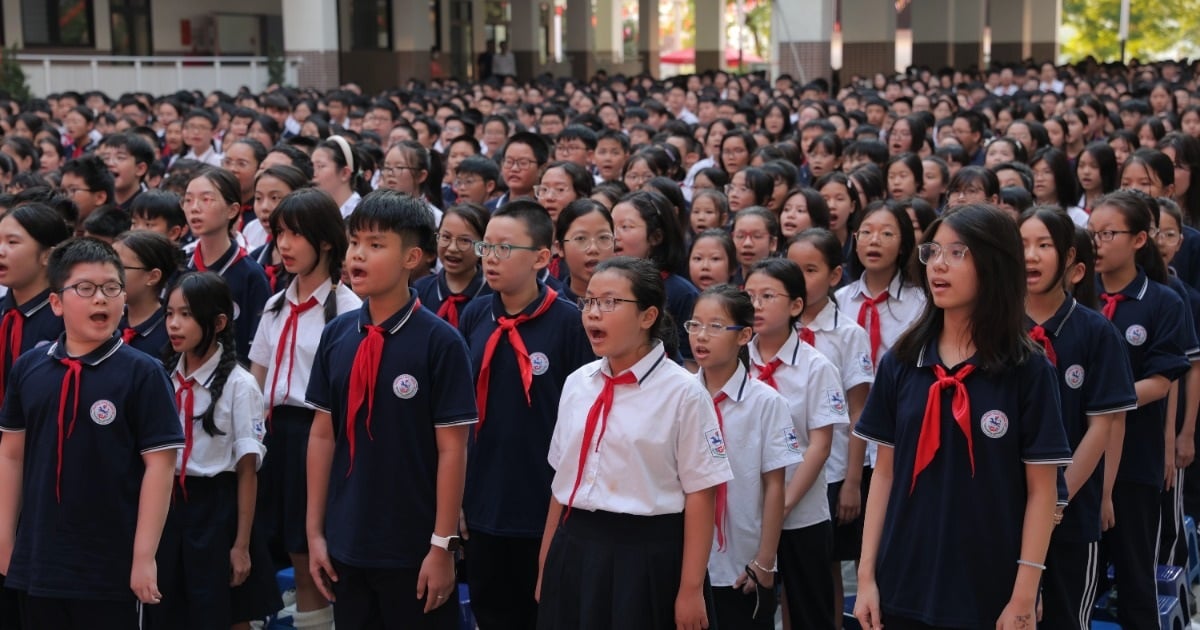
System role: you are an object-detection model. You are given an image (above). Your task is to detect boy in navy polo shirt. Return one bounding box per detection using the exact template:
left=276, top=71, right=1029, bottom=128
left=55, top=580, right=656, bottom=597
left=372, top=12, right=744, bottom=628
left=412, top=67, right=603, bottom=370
left=0, top=238, right=183, bottom=629
left=458, top=200, right=592, bottom=628
left=306, top=190, right=477, bottom=629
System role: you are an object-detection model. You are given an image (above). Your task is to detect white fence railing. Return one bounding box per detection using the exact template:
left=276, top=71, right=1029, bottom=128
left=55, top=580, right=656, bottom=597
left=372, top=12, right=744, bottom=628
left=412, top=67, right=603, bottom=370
left=15, top=54, right=303, bottom=97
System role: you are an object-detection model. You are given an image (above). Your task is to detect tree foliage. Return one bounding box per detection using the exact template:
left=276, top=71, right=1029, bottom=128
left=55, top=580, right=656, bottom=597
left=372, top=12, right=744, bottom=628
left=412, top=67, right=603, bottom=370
left=1062, top=0, right=1200, bottom=62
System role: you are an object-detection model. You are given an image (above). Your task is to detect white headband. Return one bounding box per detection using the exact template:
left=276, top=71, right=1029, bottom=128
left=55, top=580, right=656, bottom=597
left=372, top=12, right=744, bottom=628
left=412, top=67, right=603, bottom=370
left=328, top=135, right=356, bottom=175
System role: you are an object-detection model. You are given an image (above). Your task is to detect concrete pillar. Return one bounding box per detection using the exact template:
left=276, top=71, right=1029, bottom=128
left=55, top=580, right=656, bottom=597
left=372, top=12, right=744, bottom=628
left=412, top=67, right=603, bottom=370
left=283, top=0, right=340, bottom=90
left=510, top=0, right=542, bottom=80
left=840, top=0, right=896, bottom=77
left=910, top=0, right=983, bottom=70
left=3, top=1, right=21, bottom=50
left=638, top=0, right=660, bottom=77
left=1029, top=0, right=1060, bottom=63
left=989, top=0, right=1028, bottom=65
left=595, top=0, right=623, bottom=65
left=773, top=0, right=834, bottom=83
left=394, top=0, right=437, bottom=82
left=566, top=0, right=596, bottom=79
left=695, top=0, right=725, bottom=73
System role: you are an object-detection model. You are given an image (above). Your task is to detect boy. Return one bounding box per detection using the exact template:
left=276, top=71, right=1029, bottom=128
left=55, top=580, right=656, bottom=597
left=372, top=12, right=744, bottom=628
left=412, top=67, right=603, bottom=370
left=594, top=129, right=630, bottom=184
left=0, top=238, right=183, bottom=628
left=497, top=132, right=549, bottom=206
left=457, top=200, right=592, bottom=629
left=181, top=110, right=222, bottom=167
left=553, top=125, right=597, bottom=171
left=453, top=156, right=500, bottom=208
left=81, top=206, right=132, bottom=243
left=306, top=190, right=476, bottom=629
left=60, top=156, right=115, bottom=226
left=130, top=190, right=188, bottom=244
left=99, top=133, right=155, bottom=211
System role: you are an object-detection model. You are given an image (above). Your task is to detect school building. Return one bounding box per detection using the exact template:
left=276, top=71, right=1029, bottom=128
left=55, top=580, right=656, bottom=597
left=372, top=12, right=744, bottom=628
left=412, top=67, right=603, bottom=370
left=1, top=0, right=1060, bottom=95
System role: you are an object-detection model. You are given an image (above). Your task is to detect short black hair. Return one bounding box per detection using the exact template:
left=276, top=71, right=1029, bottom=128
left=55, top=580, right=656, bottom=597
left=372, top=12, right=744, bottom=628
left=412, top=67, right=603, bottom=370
left=82, top=205, right=132, bottom=239
left=493, top=199, right=554, bottom=249
left=130, top=189, right=186, bottom=229
left=557, top=125, right=598, bottom=150
left=47, top=237, right=125, bottom=292
left=347, top=189, right=436, bottom=250
left=456, top=155, right=500, bottom=183
left=99, top=132, right=156, bottom=167
left=61, top=156, right=116, bottom=203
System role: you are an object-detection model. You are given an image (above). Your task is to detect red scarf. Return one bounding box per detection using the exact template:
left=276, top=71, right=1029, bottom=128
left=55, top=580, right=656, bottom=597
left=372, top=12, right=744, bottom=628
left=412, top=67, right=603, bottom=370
left=175, top=373, right=196, bottom=500
left=0, top=309, right=26, bottom=405
left=712, top=391, right=730, bottom=551
left=436, top=294, right=470, bottom=328
left=267, top=296, right=320, bottom=424
left=474, top=288, right=558, bottom=435
left=798, top=327, right=815, bottom=346
left=753, top=357, right=783, bottom=390
left=55, top=358, right=83, bottom=502
left=1100, top=293, right=1127, bottom=321
left=857, top=291, right=890, bottom=363
left=911, top=364, right=976, bottom=494
left=345, top=324, right=386, bottom=476
left=192, top=242, right=248, bottom=274
left=1028, top=325, right=1057, bottom=366
left=121, top=327, right=138, bottom=344
left=565, top=370, right=638, bottom=516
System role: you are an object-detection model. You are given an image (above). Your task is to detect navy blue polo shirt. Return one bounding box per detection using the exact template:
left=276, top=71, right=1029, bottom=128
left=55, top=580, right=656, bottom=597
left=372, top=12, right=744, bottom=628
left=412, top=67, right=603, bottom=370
left=1027, top=296, right=1137, bottom=543
left=664, top=272, right=699, bottom=361
left=1166, top=275, right=1200, bottom=359
left=1168, top=225, right=1200, bottom=291
left=186, top=242, right=271, bottom=365
left=0, top=334, right=182, bottom=601
left=1097, top=270, right=1192, bottom=487
left=413, top=268, right=491, bottom=322
left=458, top=283, right=593, bottom=537
left=1173, top=274, right=1200, bottom=433
left=305, top=291, right=478, bottom=569
left=0, top=289, right=64, bottom=390
left=854, top=343, right=1071, bottom=628
left=119, top=306, right=168, bottom=358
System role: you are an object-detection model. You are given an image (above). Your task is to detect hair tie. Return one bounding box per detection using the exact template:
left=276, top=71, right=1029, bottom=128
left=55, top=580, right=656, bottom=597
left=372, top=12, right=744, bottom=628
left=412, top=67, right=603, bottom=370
left=329, top=135, right=355, bottom=175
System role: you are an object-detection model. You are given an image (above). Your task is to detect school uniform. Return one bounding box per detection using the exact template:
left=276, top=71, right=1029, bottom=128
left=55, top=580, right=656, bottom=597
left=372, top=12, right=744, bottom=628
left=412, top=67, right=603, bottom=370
left=1026, top=296, right=1137, bottom=630
left=118, top=306, right=168, bottom=358
left=1167, top=225, right=1200, bottom=291
left=338, top=192, right=363, bottom=219
left=702, top=363, right=802, bottom=630
left=854, top=343, right=1072, bottom=628
left=183, top=147, right=223, bottom=168
left=539, top=340, right=733, bottom=630
left=242, top=218, right=269, bottom=252
left=305, top=291, right=477, bottom=629
left=664, top=272, right=700, bottom=362
left=0, top=334, right=183, bottom=629
left=1160, top=275, right=1200, bottom=582
left=0, top=289, right=63, bottom=408
left=248, top=280, right=360, bottom=556
left=151, top=346, right=278, bottom=628
left=748, top=331, right=848, bottom=630
left=801, top=300, right=876, bottom=561
left=249, top=240, right=289, bottom=295
left=186, top=241, right=272, bottom=366
left=1096, top=270, right=1191, bottom=630
left=835, top=273, right=927, bottom=366
left=413, top=268, right=491, bottom=328
left=457, top=283, right=592, bottom=630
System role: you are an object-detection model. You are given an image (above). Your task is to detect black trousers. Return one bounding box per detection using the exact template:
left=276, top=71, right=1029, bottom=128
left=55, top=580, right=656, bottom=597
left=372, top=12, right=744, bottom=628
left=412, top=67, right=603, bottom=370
left=20, top=595, right=140, bottom=630
left=464, top=531, right=540, bottom=630
left=330, top=560, right=459, bottom=630
left=778, top=520, right=835, bottom=630
left=1041, top=537, right=1100, bottom=630
left=1101, top=480, right=1161, bottom=630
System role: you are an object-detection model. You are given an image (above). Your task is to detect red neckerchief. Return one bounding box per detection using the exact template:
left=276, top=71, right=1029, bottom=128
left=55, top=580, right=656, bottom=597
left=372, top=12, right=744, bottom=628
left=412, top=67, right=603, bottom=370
left=55, top=358, right=83, bottom=502
left=1028, top=325, right=1057, bottom=366
left=174, top=373, right=197, bottom=500
left=267, top=295, right=321, bottom=426
left=564, top=369, right=639, bottom=517
left=856, top=291, right=890, bottom=363
left=911, top=364, right=976, bottom=494
left=753, top=357, right=783, bottom=390
left=1100, top=292, right=1127, bottom=321
left=0, top=308, right=26, bottom=406
left=473, top=288, right=558, bottom=435
left=712, top=390, right=730, bottom=551
left=436, top=295, right=470, bottom=328
left=798, top=327, right=815, bottom=346
left=192, top=242, right=248, bottom=273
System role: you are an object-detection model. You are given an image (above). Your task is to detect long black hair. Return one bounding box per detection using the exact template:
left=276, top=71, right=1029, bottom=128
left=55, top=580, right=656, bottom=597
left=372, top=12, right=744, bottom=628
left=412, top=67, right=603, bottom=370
left=593, top=256, right=676, bottom=353
left=164, top=272, right=236, bottom=437
left=266, top=188, right=350, bottom=321
left=694, top=283, right=755, bottom=367
left=1018, top=205, right=1076, bottom=295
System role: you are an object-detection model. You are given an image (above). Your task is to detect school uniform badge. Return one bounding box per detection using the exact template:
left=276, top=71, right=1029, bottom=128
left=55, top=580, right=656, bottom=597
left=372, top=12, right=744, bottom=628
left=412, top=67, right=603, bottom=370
left=1064, top=364, right=1085, bottom=390
left=1125, top=325, right=1148, bottom=346
left=90, top=400, right=117, bottom=426
left=858, top=353, right=874, bottom=376
left=825, top=387, right=848, bottom=414
left=980, top=410, right=1008, bottom=439
left=393, top=374, right=419, bottom=399
left=530, top=352, right=550, bottom=376
left=705, top=428, right=728, bottom=458
left=783, top=428, right=802, bottom=453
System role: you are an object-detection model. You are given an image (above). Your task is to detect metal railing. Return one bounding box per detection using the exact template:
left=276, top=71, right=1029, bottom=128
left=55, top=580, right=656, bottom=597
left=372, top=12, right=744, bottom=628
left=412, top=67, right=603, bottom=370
left=15, top=54, right=303, bottom=96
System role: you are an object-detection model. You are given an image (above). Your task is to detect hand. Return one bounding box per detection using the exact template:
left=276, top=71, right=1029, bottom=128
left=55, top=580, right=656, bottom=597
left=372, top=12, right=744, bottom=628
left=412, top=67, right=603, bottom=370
left=1166, top=457, right=1178, bottom=491
left=995, top=598, right=1036, bottom=629
left=130, top=555, right=162, bottom=604
left=307, top=536, right=338, bottom=602
left=838, top=480, right=862, bottom=524
left=417, top=547, right=455, bottom=614
left=853, top=578, right=883, bottom=630
left=229, top=545, right=251, bottom=587
left=1101, top=497, right=1116, bottom=532
left=1177, top=435, right=1195, bottom=469
left=674, top=586, right=708, bottom=630
left=735, top=566, right=774, bottom=594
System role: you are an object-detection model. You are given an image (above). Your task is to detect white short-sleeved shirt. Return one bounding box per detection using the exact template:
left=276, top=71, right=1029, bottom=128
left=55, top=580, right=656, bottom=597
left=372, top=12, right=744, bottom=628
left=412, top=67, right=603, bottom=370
left=548, top=341, right=734, bottom=515
left=172, top=345, right=267, bottom=476
left=749, top=332, right=848, bottom=529
left=835, top=273, right=926, bottom=364
left=800, top=300, right=876, bottom=483
left=701, top=364, right=803, bottom=587
left=184, top=147, right=223, bottom=168
left=339, top=192, right=363, bottom=219
left=249, top=280, right=363, bottom=410
left=242, top=220, right=268, bottom=251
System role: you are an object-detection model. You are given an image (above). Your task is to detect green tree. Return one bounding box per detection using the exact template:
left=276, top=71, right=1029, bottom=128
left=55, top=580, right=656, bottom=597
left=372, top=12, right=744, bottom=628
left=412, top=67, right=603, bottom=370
left=0, top=45, right=31, bottom=104
left=1062, top=0, right=1200, bottom=62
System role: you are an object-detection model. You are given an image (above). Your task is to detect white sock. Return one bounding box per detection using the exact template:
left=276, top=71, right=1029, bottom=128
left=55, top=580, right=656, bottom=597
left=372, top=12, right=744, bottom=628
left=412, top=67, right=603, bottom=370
left=291, top=606, right=334, bottom=630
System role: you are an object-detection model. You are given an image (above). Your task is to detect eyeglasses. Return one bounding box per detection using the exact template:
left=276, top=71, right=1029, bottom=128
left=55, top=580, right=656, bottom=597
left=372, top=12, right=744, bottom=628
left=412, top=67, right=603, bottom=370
left=1156, top=229, right=1182, bottom=245
left=734, top=231, right=769, bottom=242
left=437, top=233, right=476, bottom=251
left=452, top=177, right=482, bottom=190
left=534, top=185, right=572, bottom=199
left=917, top=242, right=971, bottom=265
left=577, top=296, right=639, bottom=312
left=501, top=158, right=538, bottom=171
left=1087, top=229, right=1134, bottom=242
left=181, top=194, right=221, bottom=209
left=746, top=292, right=785, bottom=307
left=563, top=234, right=615, bottom=250
left=222, top=158, right=254, bottom=170
left=382, top=165, right=421, bottom=176
left=725, top=183, right=750, bottom=195
left=855, top=229, right=899, bottom=242
left=951, top=187, right=985, bottom=198
left=473, top=241, right=542, bottom=259
left=683, top=320, right=747, bottom=335
left=62, top=187, right=95, bottom=196
left=556, top=143, right=587, bottom=154
left=60, top=280, right=124, bottom=298
left=183, top=123, right=213, bottom=133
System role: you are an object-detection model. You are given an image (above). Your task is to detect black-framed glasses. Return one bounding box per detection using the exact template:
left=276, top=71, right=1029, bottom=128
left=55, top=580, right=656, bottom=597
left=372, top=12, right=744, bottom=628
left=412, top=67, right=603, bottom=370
left=1088, top=229, right=1134, bottom=242
left=577, top=296, right=639, bottom=312
left=683, top=320, right=747, bottom=335
left=473, top=241, right=542, bottom=259
left=60, top=281, right=124, bottom=298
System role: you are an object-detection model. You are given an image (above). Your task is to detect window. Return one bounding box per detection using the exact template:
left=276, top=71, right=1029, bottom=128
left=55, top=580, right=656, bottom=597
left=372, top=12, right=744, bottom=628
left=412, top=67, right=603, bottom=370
left=348, top=0, right=390, bottom=50
left=24, top=0, right=94, bottom=47
left=110, top=0, right=151, bottom=55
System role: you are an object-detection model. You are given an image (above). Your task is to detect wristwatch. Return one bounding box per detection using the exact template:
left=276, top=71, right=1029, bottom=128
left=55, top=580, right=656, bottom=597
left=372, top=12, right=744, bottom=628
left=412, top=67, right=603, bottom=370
left=430, top=533, right=463, bottom=552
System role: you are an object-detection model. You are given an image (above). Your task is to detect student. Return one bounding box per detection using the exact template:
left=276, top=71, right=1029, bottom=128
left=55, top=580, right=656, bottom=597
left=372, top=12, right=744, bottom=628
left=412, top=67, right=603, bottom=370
left=181, top=110, right=223, bottom=167
left=152, top=271, right=278, bottom=628
left=944, top=166, right=1001, bottom=211
left=414, top=203, right=491, bottom=326
left=745, top=257, right=847, bottom=630
left=836, top=200, right=925, bottom=365
left=780, top=188, right=831, bottom=241
left=555, top=199, right=617, bottom=303
left=452, top=156, right=501, bottom=208
left=248, top=188, right=359, bottom=630
left=1030, top=147, right=1086, bottom=225
left=183, top=169, right=271, bottom=365
left=689, top=189, right=730, bottom=239
left=381, top=140, right=445, bottom=223
left=553, top=125, right=598, bottom=171
left=732, top=207, right=780, bottom=276
left=130, top=189, right=188, bottom=244
left=537, top=256, right=733, bottom=629
left=727, top=167, right=773, bottom=215
left=853, top=204, right=1071, bottom=629
left=81, top=206, right=131, bottom=242
left=1017, top=206, right=1136, bottom=629
left=249, top=165, right=311, bottom=294
left=113, top=230, right=179, bottom=357
left=498, top=132, right=550, bottom=206
left=690, top=229, right=738, bottom=292
left=806, top=134, right=844, bottom=181
left=313, top=136, right=370, bottom=219
left=920, top=156, right=949, bottom=210
left=690, top=285, right=800, bottom=629
left=535, top=161, right=592, bottom=224
left=60, top=155, right=115, bottom=226
left=305, top=190, right=476, bottom=629
left=100, top=132, right=155, bottom=211
left=815, top=172, right=861, bottom=267
left=458, top=200, right=592, bottom=629
left=0, top=238, right=184, bottom=628
left=884, top=154, right=923, bottom=202
left=222, top=138, right=268, bottom=248
left=594, top=129, right=631, bottom=185
left=1075, top=142, right=1118, bottom=214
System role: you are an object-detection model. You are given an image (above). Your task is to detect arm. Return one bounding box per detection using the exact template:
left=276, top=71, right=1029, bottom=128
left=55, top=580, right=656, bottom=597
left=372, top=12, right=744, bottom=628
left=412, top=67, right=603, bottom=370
left=229, top=453, right=256, bottom=586
left=1135, top=375, right=1171, bottom=406
left=784, top=425, right=833, bottom=514
left=305, top=410, right=337, bottom=601
left=854, top=444, right=894, bottom=630
left=744, top=468, right=785, bottom=591
left=1101, top=413, right=1125, bottom=531
left=535, top=497, right=564, bottom=602
left=1062, top=412, right=1118, bottom=501
left=1180, top=365, right=1200, bottom=468
left=839, top=383, right=871, bottom=523
left=130, top=449, right=177, bottom=604
left=418, top=424, right=469, bottom=612
left=1166, top=385, right=1178, bottom=490
left=0, top=432, right=24, bottom=575
left=995, top=463, right=1057, bottom=629
left=249, top=362, right=267, bottom=391
left=676, top=487, right=716, bottom=630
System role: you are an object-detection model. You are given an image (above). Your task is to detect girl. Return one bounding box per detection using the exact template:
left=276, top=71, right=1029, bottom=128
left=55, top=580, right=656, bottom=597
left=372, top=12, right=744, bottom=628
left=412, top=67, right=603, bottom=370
left=719, top=130, right=757, bottom=177
left=885, top=154, right=922, bottom=201
left=920, top=156, right=949, bottom=211
left=249, top=165, right=311, bottom=294
left=1075, top=142, right=1118, bottom=215
left=727, top=167, right=773, bottom=215
left=537, top=256, right=732, bottom=629
left=1063, top=109, right=1089, bottom=161
left=945, top=166, right=1000, bottom=210
left=536, top=161, right=593, bottom=223
left=808, top=134, right=844, bottom=181
left=555, top=199, right=616, bottom=303
left=414, top=203, right=492, bottom=324
left=837, top=200, right=925, bottom=365
left=1030, top=147, right=1086, bottom=225
left=249, top=189, right=360, bottom=630
left=815, top=172, right=861, bottom=264
left=690, top=230, right=737, bottom=292
left=787, top=228, right=876, bottom=625
left=690, top=189, right=730, bottom=237
left=114, top=230, right=180, bottom=357
left=780, top=188, right=831, bottom=241
left=902, top=197, right=937, bottom=244
left=690, top=285, right=800, bottom=629
left=622, top=148, right=672, bottom=190
left=183, top=168, right=271, bottom=365
left=983, top=137, right=1027, bottom=170
left=1108, top=130, right=1138, bottom=167
left=154, top=272, right=279, bottom=629
left=1157, top=132, right=1200, bottom=225
left=1137, top=118, right=1167, bottom=150
left=36, top=137, right=63, bottom=176
left=732, top=208, right=780, bottom=274
left=313, top=136, right=370, bottom=218
left=745, top=257, right=847, bottom=630
left=854, top=204, right=1071, bottom=629
left=1019, top=206, right=1136, bottom=629
left=887, top=116, right=926, bottom=157
left=1087, top=191, right=1191, bottom=630
left=223, top=139, right=268, bottom=249
left=694, top=167, right=730, bottom=195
